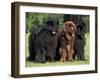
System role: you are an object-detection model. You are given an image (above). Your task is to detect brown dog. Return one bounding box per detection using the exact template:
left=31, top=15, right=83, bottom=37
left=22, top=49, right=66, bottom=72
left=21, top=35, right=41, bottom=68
left=59, top=21, right=76, bottom=62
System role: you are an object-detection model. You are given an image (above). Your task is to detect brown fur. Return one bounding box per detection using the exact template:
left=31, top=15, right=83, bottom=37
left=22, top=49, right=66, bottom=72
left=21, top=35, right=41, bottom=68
left=59, top=21, right=76, bottom=62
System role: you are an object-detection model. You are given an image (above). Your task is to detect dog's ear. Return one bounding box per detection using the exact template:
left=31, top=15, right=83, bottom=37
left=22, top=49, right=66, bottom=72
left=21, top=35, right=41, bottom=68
left=82, top=22, right=86, bottom=33
left=70, top=21, right=76, bottom=31
left=64, top=22, right=68, bottom=32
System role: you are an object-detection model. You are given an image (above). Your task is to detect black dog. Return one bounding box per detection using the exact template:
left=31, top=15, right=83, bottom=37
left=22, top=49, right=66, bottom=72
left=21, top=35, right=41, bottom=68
left=28, top=19, right=59, bottom=63
left=74, top=23, right=86, bottom=60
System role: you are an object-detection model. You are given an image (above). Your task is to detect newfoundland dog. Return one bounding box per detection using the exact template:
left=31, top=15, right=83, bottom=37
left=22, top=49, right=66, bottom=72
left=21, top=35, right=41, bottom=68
left=74, top=23, right=86, bottom=60
left=27, top=19, right=59, bottom=63
left=58, top=21, right=76, bottom=62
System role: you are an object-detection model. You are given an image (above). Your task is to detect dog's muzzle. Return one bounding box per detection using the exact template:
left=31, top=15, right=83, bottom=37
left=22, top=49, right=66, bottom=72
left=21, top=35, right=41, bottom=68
left=52, top=31, right=56, bottom=34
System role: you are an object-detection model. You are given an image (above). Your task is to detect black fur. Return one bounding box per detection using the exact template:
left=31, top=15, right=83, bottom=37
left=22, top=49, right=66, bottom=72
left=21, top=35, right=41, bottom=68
left=74, top=24, right=86, bottom=60
left=27, top=19, right=59, bottom=63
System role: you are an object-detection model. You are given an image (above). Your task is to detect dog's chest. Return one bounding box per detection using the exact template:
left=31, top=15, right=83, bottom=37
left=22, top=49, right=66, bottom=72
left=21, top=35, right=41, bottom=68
left=41, top=32, right=57, bottom=44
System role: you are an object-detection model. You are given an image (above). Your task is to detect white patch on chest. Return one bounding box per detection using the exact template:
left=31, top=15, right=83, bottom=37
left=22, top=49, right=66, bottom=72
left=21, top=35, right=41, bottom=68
left=67, top=45, right=70, bottom=50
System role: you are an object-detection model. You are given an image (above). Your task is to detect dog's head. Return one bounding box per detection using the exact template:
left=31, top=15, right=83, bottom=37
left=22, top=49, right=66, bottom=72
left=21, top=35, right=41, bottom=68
left=63, top=21, right=76, bottom=40
left=76, top=23, right=85, bottom=36
left=43, top=19, right=58, bottom=35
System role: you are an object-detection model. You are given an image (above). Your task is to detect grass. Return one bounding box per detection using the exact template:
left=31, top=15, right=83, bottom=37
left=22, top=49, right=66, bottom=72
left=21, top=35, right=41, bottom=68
left=25, top=33, right=90, bottom=67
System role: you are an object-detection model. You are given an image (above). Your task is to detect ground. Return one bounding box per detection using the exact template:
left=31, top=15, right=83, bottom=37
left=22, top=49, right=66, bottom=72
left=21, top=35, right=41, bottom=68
left=25, top=33, right=90, bottom=67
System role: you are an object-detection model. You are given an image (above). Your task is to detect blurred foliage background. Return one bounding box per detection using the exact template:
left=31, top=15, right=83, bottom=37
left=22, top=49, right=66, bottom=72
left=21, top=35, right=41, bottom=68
left=26, top=12, right=89, bottom=33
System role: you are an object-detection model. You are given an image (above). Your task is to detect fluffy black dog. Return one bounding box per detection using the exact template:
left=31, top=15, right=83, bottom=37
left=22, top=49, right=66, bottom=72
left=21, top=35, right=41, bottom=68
left=74, top=23, right=86, bottom=60
left=28, top=19, right=59, bottom=63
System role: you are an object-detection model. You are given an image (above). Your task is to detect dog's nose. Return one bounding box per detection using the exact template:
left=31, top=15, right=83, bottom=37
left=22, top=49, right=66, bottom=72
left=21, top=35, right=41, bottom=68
left=52, top=31, right=56, bottom=34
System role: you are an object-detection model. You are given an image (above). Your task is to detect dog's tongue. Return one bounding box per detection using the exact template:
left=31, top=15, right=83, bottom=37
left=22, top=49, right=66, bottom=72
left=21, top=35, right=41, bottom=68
left=52, top=31, right=56, bottom=34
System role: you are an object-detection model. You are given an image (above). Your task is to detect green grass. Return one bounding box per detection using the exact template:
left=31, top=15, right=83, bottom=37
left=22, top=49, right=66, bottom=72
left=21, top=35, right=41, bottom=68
left=25, top=33, right=90, bottom=67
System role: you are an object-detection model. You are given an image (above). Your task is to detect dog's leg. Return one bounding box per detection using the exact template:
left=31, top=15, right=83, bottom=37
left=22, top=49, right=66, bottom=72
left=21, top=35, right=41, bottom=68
left=35, top=48, right=46, bottom=63
left=68, top=45, right=74, bottom=61
left=35, top=49, right=41, bottom=63
left=70, top=48, right=74, bottom=61
left=67, top=45, right=71, bottom=61
left=80, top=49, right=86, bottom=61
left=46, top=46, right=56, bottom=62
left=60, top=48, right=66, bottom=62
left=73, top=48, right=77, bottom=60
left=77, top=49, right=81, bottom=60
left=69, top=49, right=74, bottom=61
